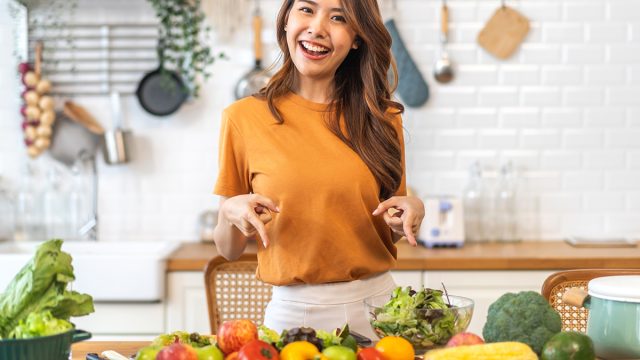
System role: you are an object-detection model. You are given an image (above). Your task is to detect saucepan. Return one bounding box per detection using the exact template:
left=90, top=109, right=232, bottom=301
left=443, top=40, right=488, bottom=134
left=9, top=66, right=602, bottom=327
left=563, top=275, right=640, bottom=359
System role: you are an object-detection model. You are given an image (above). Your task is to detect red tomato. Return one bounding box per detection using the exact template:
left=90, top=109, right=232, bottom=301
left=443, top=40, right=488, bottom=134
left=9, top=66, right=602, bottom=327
left=357, top=348, right=386, bottom=360
left=238, top=339, right=280, bottom=360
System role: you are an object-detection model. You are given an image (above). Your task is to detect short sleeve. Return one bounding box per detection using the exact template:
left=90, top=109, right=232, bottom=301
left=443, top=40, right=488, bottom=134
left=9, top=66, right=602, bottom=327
left=213, top=109, right=251, bottom=196
left=392, top=113, right=407, bottom=197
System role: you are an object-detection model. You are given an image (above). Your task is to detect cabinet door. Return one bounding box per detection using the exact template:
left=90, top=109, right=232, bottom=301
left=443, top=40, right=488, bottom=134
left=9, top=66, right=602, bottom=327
left=423, top=270, right=556, bottom=335
left=165, top=272, right=211, bottom=334
left=73, top=303, right=165, bottom=340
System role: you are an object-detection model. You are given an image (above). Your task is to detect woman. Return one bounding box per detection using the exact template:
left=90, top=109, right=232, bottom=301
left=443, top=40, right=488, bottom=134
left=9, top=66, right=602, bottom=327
left=213, top=0, right=425, bottom=338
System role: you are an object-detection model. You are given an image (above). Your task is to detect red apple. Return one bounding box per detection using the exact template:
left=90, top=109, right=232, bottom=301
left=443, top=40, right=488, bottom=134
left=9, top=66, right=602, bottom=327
left=238, top=339, right=279, bottom=360
left=156, top=339, right=198, bottom=360
left=446, top=332, right=485, bottom=347
left=216, top=320, right=258, bottom=355
left=357, top=347, right=386, bottom=360
left=225, top=352, right=239, bottom=360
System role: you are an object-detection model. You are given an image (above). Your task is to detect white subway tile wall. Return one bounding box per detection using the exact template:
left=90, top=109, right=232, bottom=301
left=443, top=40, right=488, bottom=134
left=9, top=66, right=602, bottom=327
left=0, top=0, right=638, bottom=242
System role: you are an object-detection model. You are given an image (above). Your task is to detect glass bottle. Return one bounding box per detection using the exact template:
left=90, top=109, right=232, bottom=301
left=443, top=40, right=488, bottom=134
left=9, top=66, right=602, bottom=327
left=495, top=161, right=519, bottom=242
left=0, top=176, right=15, bottom=242
left=14, top=163, right=45, bottom=242
left=43, top=167, right=71, bottom=240
left=462, top=161, right=484, bottom=243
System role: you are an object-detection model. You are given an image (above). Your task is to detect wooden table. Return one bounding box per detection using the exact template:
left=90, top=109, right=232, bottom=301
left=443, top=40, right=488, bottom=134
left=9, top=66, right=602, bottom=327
left=72, top=341, right=148, bottom=360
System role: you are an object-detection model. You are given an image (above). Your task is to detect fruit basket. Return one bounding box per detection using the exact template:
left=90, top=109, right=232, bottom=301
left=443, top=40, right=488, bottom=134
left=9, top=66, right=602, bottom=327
left=364, top=288, right=474, bottom=353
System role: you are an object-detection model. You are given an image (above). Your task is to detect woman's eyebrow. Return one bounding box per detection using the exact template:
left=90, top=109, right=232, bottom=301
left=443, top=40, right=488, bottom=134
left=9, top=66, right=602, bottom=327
left=298, top=0, right=344, bottom=12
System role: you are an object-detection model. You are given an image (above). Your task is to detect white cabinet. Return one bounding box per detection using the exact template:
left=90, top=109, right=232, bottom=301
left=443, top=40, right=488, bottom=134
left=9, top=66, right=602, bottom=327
left=165, top=272, right=211, bottom=334
left=74, top=302, right=165, bottom=341
left=423, top=270, right=556, bottom=335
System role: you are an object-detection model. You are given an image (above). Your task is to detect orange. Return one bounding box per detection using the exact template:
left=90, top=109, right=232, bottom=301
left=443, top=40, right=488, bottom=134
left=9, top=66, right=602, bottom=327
left=374, top=336, right=415, bottom=360
left=280, top=341, right=322, bottom=360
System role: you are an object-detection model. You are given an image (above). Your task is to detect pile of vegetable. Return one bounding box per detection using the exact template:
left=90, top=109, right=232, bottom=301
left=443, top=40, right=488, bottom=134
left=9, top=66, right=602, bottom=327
left=369, top=286, right=464, bottom=349
left=0, top=239, right=94, bottom=339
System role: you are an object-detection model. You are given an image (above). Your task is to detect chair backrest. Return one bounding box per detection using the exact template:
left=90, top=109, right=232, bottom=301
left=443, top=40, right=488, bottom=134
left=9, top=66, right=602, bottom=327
left=541, top=269, right=640, bottom=332
left=204, top=254, right=273, bottom=334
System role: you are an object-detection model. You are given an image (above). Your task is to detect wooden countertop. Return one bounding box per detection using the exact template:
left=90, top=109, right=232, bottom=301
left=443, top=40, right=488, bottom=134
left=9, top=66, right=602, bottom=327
left=167, top=241, right=640, bottom=272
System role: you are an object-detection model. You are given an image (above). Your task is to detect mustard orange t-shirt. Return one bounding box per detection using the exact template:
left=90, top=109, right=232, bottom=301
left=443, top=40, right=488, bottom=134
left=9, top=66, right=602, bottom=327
left=214, top=91, right=407, bottom=286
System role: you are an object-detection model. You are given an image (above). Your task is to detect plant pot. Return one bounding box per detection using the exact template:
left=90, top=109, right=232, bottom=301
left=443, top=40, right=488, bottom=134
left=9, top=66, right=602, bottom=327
left=0, top=329, right=91, bottom=360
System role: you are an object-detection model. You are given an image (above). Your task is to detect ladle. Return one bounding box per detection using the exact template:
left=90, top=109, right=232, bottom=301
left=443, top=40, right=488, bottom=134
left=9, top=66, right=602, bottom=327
left=434, top=0, right=454, bottom=84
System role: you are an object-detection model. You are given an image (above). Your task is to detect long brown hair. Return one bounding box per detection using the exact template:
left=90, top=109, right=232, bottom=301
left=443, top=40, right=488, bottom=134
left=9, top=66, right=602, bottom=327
left=258, top=0, right=404, bottom=199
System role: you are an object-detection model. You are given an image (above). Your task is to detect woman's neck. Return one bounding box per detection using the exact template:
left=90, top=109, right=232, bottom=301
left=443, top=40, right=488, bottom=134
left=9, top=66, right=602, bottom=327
left=292, top=74, right=335, bottom=104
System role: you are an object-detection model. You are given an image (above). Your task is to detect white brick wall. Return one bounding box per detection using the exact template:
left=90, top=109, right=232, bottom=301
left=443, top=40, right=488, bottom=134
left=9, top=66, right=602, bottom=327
left=0, top=0, right=639, bottom=242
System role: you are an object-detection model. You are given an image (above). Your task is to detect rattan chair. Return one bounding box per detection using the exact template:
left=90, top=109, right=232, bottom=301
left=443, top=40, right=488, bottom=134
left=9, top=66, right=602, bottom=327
left=541, top=269, right=640, bottom=332
left=204, top=254, right=273, bottom=334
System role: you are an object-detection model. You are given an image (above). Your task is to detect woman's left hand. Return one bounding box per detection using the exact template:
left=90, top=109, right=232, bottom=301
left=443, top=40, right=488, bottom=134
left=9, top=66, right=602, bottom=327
left=372, top=196, right=425, bottom=246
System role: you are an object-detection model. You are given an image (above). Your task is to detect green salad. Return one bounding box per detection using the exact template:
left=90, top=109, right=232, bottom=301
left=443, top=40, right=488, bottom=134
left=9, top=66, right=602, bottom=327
left=369, top=286, right=459, bottom=349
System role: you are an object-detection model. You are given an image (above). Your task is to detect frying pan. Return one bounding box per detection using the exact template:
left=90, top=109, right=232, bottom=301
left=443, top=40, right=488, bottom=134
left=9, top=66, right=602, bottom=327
left=136, top=45, right=188, bottom=116
left=235, top=1, right=271, bottom=99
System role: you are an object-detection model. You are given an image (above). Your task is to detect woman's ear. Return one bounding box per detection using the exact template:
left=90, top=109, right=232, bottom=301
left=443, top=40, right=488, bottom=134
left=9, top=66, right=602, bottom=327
left=352, top=37, right=362, bottom=49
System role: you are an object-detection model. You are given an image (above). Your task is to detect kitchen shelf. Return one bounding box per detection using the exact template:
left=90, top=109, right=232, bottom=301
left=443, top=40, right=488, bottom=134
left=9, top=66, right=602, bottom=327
left=28, top=22, right=161, bottom=96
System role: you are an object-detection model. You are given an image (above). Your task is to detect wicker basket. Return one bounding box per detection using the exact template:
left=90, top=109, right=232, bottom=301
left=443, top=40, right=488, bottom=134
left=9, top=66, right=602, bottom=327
left=0, top=329, right=91, bottom=360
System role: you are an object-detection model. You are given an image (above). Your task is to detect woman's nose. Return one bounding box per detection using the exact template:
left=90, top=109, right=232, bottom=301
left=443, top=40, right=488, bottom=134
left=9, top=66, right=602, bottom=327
left=306, top=16, right=328, bottom=37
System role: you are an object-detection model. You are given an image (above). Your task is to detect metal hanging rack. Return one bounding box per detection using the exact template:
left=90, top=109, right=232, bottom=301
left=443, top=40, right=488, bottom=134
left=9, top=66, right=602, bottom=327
left=29, top=22, right=160, bottom=97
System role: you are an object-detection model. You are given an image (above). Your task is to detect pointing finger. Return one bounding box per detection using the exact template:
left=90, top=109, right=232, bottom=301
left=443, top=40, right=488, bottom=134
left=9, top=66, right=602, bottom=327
left=246, top=212, right=270, bottom=248
left=403, top=212, right=418, bottom=246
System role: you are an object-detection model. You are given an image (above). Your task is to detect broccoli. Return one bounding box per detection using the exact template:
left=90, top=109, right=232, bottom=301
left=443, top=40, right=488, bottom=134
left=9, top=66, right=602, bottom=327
left=482, top=291, right=562, bottom=355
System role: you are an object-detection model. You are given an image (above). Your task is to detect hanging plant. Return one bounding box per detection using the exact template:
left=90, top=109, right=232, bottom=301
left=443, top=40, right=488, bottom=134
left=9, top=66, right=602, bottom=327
left=147, top=0, right=220, bottom=98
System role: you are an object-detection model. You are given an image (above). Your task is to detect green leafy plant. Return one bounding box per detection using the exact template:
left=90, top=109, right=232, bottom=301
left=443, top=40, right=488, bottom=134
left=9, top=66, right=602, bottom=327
left=147, top=0, right=220, bottom=98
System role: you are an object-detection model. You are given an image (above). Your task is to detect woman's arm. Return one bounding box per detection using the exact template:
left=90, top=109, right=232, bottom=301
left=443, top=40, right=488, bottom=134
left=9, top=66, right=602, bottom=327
left=213, top=194, right=279, bottom=260
left=213, top=197, right=249, bottom=260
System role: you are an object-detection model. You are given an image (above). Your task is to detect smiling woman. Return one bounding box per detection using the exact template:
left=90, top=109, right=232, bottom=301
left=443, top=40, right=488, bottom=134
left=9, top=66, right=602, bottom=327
left=211, top=0, right=425, bottom=339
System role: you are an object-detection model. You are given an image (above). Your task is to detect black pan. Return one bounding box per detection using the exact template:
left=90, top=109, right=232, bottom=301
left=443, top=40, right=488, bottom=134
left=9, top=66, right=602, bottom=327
left=136, top=48, right=188, bottom=117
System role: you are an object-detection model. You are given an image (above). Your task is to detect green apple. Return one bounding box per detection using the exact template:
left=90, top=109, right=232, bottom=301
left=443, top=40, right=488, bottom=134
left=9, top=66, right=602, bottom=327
left=135, top=345, right=161, bottom=360
left=322, top=345, right=356, bottom=360
left=196, top=345, right=224, bottom=360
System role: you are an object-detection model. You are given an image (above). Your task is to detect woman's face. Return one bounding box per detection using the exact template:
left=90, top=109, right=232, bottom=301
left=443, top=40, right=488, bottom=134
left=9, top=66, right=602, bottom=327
left=285, top=0, right=359, bottom=82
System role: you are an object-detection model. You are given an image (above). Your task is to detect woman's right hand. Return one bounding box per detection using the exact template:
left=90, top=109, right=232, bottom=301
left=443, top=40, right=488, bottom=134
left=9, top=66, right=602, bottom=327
left=219, top=194, right=280, bottom=247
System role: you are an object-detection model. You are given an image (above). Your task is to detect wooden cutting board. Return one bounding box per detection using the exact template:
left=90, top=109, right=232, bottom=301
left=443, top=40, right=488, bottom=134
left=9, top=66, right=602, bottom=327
left=477, top=6, right=530, bottom=59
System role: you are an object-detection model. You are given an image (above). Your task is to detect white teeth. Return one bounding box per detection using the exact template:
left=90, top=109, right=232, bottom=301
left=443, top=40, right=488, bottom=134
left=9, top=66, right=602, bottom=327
left=301, top=41, right=329, bottom=53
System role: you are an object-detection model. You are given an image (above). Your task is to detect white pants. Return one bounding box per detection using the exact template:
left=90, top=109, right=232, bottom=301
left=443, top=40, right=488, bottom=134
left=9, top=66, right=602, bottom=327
left=263, top=271, right=396, bottom=340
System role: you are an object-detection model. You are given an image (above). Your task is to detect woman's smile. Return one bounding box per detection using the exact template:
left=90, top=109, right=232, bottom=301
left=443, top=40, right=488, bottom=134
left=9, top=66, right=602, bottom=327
left=298, top=40, right=332, bottom=60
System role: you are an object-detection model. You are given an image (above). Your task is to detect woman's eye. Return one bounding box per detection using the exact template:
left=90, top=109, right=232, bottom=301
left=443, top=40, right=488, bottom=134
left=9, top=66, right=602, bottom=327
left=331, top=15, right=346, bottom=23
left=299, top=6, right=312, bottom=14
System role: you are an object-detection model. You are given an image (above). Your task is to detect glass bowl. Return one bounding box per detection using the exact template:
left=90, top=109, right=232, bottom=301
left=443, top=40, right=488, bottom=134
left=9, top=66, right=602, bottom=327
left=364, top=293, right=474, bottom=353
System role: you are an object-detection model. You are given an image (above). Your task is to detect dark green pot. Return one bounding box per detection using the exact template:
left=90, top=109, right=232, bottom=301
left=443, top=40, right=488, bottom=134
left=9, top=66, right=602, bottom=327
left=0, top=329, right=91, bottom=360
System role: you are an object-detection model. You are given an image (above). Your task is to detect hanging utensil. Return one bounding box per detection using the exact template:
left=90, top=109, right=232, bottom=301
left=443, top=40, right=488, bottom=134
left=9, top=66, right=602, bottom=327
left=477, top=0, right=530, bottom=60
left=63, top=101, right=105, bottom=135
left=136, top=40, right=188, bottom=116
left=49, top=103, right=102, bottom=167
left=234, top=0, right=271, bottom=99
left=433, top=0, right=454, bottom=84
left=103, top=91, right=132, bottom=165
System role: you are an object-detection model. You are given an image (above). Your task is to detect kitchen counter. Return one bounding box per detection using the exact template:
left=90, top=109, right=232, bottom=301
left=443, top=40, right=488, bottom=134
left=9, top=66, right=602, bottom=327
left=167, top=241, right=640, bottom=272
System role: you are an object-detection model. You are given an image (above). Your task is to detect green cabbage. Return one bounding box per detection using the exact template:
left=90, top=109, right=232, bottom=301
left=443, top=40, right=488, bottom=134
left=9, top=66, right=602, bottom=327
left=9, top=310, right=73, bottom=338
left=0, top=239, right=94, bottom=338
